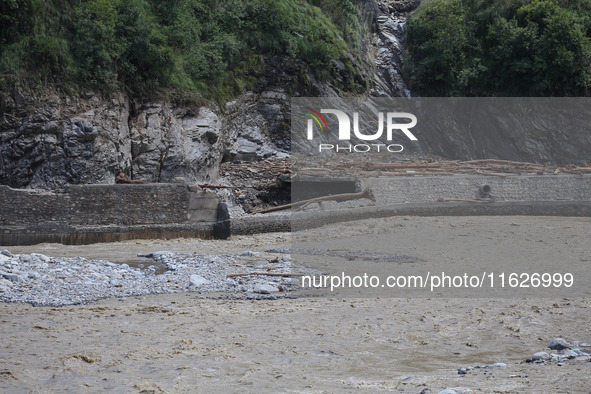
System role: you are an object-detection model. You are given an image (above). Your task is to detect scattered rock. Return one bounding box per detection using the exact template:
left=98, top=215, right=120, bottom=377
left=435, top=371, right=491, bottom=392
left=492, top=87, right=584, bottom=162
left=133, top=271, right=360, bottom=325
left=0, top=272, right=25, bottom=283
left=0, top=250, right=13, bottom=258
left=240, top=251, right=262, bottom=257
left=563, top=350, right=581, bottom=359
left=549, top=338, right=571, bottom=350
left=189, top=274, right=210, bottom=287
left=0, top=278, right=13, bottom=288
left=18, top=255, right=32, bottom=264
left=30, top=253, right=50, bottom=262
left=0, top=252, right=315, bottom=306
left=457, top=368, right=467, bottom=375
left=253, top=284, right=279, bottom=294
left=141, top=251, right=174, bottom=261
left=532, top=352, right=550, bottom=361
left=438, top=388, right=475, bottom=394
left=488, top=362, right=507, bottom=369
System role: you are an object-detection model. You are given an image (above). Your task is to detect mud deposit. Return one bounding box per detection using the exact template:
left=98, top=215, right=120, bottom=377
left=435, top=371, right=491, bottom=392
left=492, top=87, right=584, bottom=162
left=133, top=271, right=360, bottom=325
left=2, top=217, right=591, bottom=392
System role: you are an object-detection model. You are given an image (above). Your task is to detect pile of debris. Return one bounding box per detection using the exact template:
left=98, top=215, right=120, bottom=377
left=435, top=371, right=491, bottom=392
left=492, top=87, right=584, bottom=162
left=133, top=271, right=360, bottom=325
left=216, top=159, right=293, bottom=213
left=210, top=158, right=591, bottom=212
left=294, top=158, right=591, bottom=178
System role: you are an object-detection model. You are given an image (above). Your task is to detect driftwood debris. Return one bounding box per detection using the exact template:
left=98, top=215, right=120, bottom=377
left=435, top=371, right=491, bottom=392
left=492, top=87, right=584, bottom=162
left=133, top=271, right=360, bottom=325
left=293, top=158, right=591, bottom=178
left=115, top=173, right=155, bottom=184
left=255, top=188, right=376, bottom=214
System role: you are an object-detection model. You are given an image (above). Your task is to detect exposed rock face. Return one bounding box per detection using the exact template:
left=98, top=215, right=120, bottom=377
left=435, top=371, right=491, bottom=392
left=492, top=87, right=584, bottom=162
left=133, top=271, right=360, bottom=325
left=222, top=89, right=290, bottom=162
left=0, top=89, right=288, bottom=189
left=129, top=103, right=223, bottom=183
left=0, top=92, right=132, bottom=189
left=2, top=0, right=590, bottom=190
left=371, top=0, right=420, bottom=97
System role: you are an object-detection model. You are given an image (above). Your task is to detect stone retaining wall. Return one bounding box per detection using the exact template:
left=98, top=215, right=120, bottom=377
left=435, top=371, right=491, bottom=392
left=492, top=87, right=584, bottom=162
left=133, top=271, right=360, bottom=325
left=360, top=174, right=591, bottom=204
left=0, top=184, right=218, bottom=245
left=3, top=174, right=591, bottom=244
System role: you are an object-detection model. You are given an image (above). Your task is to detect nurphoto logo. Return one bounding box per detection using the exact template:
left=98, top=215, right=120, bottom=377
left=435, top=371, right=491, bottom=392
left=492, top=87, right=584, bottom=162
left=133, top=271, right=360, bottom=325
left=305, top=108, right=418, bottom=153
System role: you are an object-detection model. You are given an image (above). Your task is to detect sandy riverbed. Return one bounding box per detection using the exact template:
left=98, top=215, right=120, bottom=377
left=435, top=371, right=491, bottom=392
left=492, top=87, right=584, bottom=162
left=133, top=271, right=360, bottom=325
left=1, top=216, right=591, bottom=393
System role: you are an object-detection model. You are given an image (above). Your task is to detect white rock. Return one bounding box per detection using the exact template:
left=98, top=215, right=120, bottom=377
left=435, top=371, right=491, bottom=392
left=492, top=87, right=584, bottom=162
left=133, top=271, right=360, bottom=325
left=0, top=278, right=14, bottom=288
left=254, top=284, right=279, bottom=294
left=30, top=253, right=50, bottom=262
left=240, top=251, right=262, bottom=257
left=25, top=272, right=39, bottom=279
left=563, top=350, right=580, bottom=359
left=18, top=254, right=32, bottom=263
left=438, top=388, right=476, bottom=394
left=189, top=274, right=210, bottom=287
left=0, top=272, right=25, bottom=283
left=533, top=352, right=550, bottom=361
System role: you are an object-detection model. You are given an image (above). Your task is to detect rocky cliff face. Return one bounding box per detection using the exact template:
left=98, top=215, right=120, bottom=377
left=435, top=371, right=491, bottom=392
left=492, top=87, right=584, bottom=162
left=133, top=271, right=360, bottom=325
left=370, top=0, right=420, bottom=97
left=2, top=0, right=590, bottom=191
left=128, top=102, right=223, bottom=183
left=0, top=86, right=293, bottom=189
left=1, top=92, right=131, bottom=189
left=1, top=92, right=213, bottom=188
left=0, top=1, right=387, bottom=190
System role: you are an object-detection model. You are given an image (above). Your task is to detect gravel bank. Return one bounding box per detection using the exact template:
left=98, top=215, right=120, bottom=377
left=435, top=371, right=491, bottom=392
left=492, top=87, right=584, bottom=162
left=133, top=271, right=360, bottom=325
left=0, top=249, right=313, bottom=306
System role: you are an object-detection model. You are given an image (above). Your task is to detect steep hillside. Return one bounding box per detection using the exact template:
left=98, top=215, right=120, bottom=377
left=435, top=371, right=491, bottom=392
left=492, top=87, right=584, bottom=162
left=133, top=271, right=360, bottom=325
left=0, top=0, right=369, bottom=99
left=1, top=0, right=590, bottom=190
left=1, top=0, right=376, bottom=189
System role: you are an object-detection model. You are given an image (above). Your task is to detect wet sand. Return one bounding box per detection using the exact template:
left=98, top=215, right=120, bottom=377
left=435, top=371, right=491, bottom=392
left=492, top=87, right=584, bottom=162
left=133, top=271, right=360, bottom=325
left=1, top=216, right=591, bottom=392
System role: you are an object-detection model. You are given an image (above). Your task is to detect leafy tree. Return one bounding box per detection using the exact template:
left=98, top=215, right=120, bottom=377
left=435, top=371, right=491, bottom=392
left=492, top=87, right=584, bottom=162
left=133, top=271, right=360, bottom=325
left=1, top=0, right=366, bottom=99
left=405, top=0, right=476, bottom=95
left=71, top=0, right=122, bottom=86
left=406, top=0, right=591, bottom=96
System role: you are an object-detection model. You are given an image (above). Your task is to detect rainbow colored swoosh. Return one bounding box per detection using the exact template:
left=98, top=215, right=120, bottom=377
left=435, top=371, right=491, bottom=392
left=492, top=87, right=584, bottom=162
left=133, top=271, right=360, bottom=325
left=305, top=109, right=329, bottom=131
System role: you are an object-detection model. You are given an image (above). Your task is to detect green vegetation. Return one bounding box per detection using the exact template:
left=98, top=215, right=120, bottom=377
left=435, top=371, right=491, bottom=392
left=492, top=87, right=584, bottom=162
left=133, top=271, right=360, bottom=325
left=0, top=0, right=367, bottom=101
left=405, top=0, right=591, bottom=96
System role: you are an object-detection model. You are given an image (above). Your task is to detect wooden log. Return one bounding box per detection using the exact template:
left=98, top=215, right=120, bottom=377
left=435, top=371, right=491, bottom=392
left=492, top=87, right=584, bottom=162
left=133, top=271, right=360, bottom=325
left=255, top=188, right=376, bottom=214
left=472, top=170, right=509, bottom=177
left=463, top=159, right=540, bottom=166
left=115, top=173, right=155, bottom=184
left=363, top=163, right=457, bottom=170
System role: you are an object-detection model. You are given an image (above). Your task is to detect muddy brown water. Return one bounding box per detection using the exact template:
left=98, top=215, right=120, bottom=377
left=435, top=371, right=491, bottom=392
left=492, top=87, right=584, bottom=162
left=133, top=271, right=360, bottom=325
left=1, top=216, right=591, bottom=392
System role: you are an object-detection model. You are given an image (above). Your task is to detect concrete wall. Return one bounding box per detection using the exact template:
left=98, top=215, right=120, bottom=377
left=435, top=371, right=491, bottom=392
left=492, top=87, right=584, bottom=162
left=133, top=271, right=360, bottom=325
left=360, top=174, right=591, bottom=205
left=0, top=184, right=218, bottom=245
